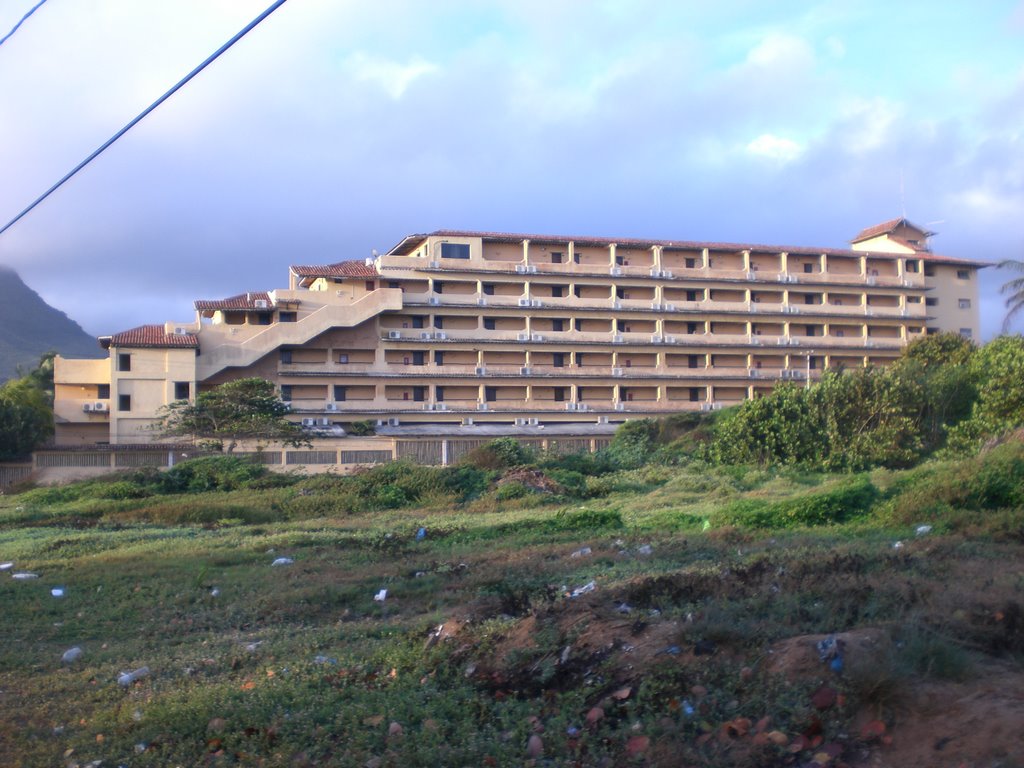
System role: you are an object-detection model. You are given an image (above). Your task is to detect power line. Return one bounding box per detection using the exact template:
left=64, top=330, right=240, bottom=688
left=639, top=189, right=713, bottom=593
left=0, top=0, right=49, bottom=49
left=0, top=0, right=289, bottom=239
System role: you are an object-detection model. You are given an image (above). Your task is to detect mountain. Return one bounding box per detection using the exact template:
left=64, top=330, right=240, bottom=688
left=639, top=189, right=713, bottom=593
left=0, top=265, right=103, bottom=382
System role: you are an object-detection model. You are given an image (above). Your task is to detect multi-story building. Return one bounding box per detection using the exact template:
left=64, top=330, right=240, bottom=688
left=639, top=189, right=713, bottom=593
left=53, top=218, right=984, bottom=445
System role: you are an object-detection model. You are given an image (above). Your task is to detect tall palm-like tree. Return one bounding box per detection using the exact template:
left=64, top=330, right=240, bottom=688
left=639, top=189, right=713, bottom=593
left=999, top=259, right=1024, bottom=332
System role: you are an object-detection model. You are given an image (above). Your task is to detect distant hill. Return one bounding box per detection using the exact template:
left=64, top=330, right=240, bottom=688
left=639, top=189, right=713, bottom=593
left=0, top=265, right=102, bottom=382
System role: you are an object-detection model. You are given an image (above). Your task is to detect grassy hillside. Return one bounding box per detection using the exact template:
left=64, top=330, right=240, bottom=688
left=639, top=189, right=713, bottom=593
left=0, top=266, right=101, bottom=382
left=1, top=447, right=1022, bottom=767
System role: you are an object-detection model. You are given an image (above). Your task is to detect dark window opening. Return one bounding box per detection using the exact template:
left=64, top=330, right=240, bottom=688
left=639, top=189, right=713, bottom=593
left=256, top=313, right=272, bottom=325
left=440, top=243, right=470, bottom=260
left=433, top=281, right=444, bottom=294
left=685, top=257, right=696, bottom=269
left=174, top=381, right=190, bottom=400
left=97, top=384, right=110, bottom=399
left=280, top=385, right=292, bottom=401
left=280, top=349, right=293, bottom=364
left=485, top=386, right=497, bottom=402
left=803, top=263, right=813, bottom=274
left=686, top=290, right=698, bottom=301
left=118, top=394, right=131, bottom=412
left=551, top=252, right=563, bottom=264
left=434, top=350, right=444, bottom=365
left=552, top=319, right=564, bottom=332
left=689, top=387, right=701, bottom=402
left=434, top=317, right=444, bottom=329
left=279, top=311, right=297, bottom=322
left=553, top=387, right=566, bottom=402
left=436, top=386, right=445, bottom=401
left=365, top=281, right=375, bottom=291
left=551, top=285, right=564, bottom=298
left=552, top=352, right=565, bottom=368
left=483, top=284, right=495, bottom=296
left=688, top=354, right=700, bottom=369
left=333, top=385, right=346, bottom=401
left=412, top=316, right=425, bottom=329
left=483, top=318, right=496, bottom=331
left=412, top=351, right=425, bottom=366
left=117, top=353, right=131, bottom=372
left=413, top=386, right=426, bottom=402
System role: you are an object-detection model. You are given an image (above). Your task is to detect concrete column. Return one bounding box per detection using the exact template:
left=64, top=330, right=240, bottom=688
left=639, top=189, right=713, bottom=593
left=859, top=255, right=868, bottom=276
left=522, top=239, right=530, bottom=265
left=701, top=248, right=710, bottom=269
left=820, top=253, right=828, bottom=273
left=780, top=251, right=789, bottom=276
left=742, top=250, right=751, bottom=271
left=609, top=243, right=617, bottom=267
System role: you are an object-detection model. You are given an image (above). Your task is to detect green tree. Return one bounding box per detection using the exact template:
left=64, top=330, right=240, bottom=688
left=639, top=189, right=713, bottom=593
left=0, top=363, right=54, bottom=460
left=947, top=335, right=1024, bottom=452
left=998, top=259, right=1024, bottom=332
left=152, top=377, right=308, bottom=452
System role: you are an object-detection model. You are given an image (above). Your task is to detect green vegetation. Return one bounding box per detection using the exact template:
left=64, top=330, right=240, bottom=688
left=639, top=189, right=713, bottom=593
left=0, top=353, right=55, bottom=459
left=2, top=335, right=1024, bottom=766
left=151, top=377, right=309, bottom=451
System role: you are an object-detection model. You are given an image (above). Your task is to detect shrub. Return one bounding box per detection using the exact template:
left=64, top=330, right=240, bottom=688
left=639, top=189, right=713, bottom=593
left=460, top=438, right=534, bottom=470
left=440, top=465, right=494, bottom=502
left=160, top=455, right=268, bottom=493
left=495, top=481, right=529, bottom=501
left=346, top=420, right=377, bottom=436
left=715, top=477, right=879, bottom=529
left=607, top=419, right=658, bottom=469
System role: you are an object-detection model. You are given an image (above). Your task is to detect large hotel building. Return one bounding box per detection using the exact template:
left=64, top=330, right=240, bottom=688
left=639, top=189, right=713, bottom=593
left=54, top=218, right=983, bottom=446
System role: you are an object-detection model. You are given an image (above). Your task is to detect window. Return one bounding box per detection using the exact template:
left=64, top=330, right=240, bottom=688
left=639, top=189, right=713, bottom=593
left=616, top=320, right=627, bottom=332
left=433, top=281, right=444, bottom=294
left=689, top=387, right=701, bottom=402
left=551, top=252, right=563, bottom=264
left=551, top=286, right=564, bottom=298
left=117, top=353, right=131, bottom=372
left=688, top=354, right=700, bottom=369
left=960, top=328, right=973, bottom=338
left=333, top=385, right=346, bottom=401
left=337, top=353, right=349, bottom=364
left=485, top=386, right=497, bottom=402
left=440, top=243, right=470, bottom=260
left=97, top=384, right=110, bottom=399
left=434, top=317, right=444, bottom=329
left=256, top=313, right=272, bottom=325
left=552, top=319, right=564, bottom=332
left=280, top=385, right=292, bottom=401
left=804, top=294, right=814, bottom=305
left=483, top=318, right=496, bottom=331
left=280, top=349, right=293, bottom=364
left=435, top=386, right=445, bottom=401
left=552, top=353, right=565, bottom=368
left=412, top=316, right=425, bottom=329
left=365, top=281, right=375, bottom=291
left=412, top=386, right=425, bottom=402
left=958, top=299, right=971, bottom=309
left=575, top=353, right=585, bottom=366
left=925, top=298, right=938, bottom=307
left=388, top=281, right=400, bottom=289
left=279, top=311, right=297, bottom=322
left=924, top=265, right=935, bottom=277
left=685, top=257, right=696, bottom=269
left=803, top=263, right=813, bottom=274
left=957, top=270, right=970, bottom=280
left=687, top=322, right=699, bottom=334
left=173, top=382, right=190, bottom=400
left=553, top=387, right=565, bottom=402
left=906, top=261, right=919, bottom=273
left=118, top=394, right=131, bottom=412
left=686, top=290, right=698, bottom=301
left=483, top=284, right=495, bottom=296
left=434, top=351, right=444, bottom=365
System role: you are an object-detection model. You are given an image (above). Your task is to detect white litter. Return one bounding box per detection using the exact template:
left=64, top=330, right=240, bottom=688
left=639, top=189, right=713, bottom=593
left=51, top=587, right=65, bottom=598
left=569, top=581, right=596, bottom=598
left=12, top=572, right=38, bottom=580
left=117, top=666, right=150, bottom=686
left=244, top=642, right=263, bottom=653
left=62, top=646, right=83, bottom=663
left=210, top=587, right=221, bottom=597
left=915, top=525, right=933, bottom=536
left=570, top=547, right=592, bottom=558
left=0, top=562, right=13, bottom=570
left=271, top=557, right=293, bottom=567
left=636, top=544, right=653, bottom=556
left=893, top=540, right=904, bottom=550
left=373, top=589, right=388, bottom=602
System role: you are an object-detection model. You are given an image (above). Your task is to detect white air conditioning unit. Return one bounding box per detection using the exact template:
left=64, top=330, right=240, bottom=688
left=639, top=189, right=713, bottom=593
left=388, top=330, right=401, bottom=339
left=781, top=370, right=792, bottom=379
left=462, top=417, right=474, bottom=426
left=518, top=298, right=533, bottom=307
left=82, top=403, right=94, bottom=412
left=520, top=367, right=532, bottom=375
left=428, top=261, right=440, bottom=268
left=531, top=334, right=544, bottom=342
left=420, top=331, right=433, bottom=340
left=93, top=402, right=108, bottom=412
left=665, top=335, right=676, bottom=343
left=531, top=299, right=543, bottom=307
left=526, top=265, right=538, bottom=274
left=475, top=366, right=486, bottom=375
left=711, top=403, right=724, bottom=411
left=173, top=326, right=188, bottom=335
left=387, top=417, right=400, bottom=427
left=866, top=276, right=877, bottom=286
left=424, top=403, right=435, bottom=411
left=612, top=335, right=624, bottom=343
left=325, top=402, right=339, bottom=412
left=597, top=415, right=609, bottom=424
left=700, top=403, right=713, bottom=411
left=527, top=418, right=539, bottom=426
left=564, top=402, right=577, bottom=410
left=428, top=297, right=440, bottom=305
left=610, top=267, right=622, bottom=276
left=301, top=417, right=316, bottom=427
left=477, top=402, right=489, bottom=411
left=612, top=301, right=622, bottom=309
left=749, top=369, right=760, bottom=378
left=665, top=303, right=676, bottom=311
left=477, top=298, right=487, bottom=306
left=517, top=332, right=529, bottom=341
left=435, top=331, right=447, bottom=340
left=612, top=367, right=624, bottom=376
left=651, top=334, right=663, bottom=344
left=662, top=270, right=673, bottom=278
left=318, top=417, right=331, bottom=426
left=614, top=402, right=626, bottom=411
left=792, top=370, right=806, bottom=379
left=751, top=338, right=763, bottom=346
left=435, top=403, right=448, bottom=411
left=515, top=264, right=527, bottom=273
left=254, top=299, right=269, bottom=309
left=745, top=271, right=756, bottom=280
left=650, top=268, right=661, bottom=278
left=514, top=417, right=527, bottom=426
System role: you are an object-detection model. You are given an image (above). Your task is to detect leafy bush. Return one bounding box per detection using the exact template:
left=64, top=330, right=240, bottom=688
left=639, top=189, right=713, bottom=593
left=606, top=419, right=658, bottom=469
left=714, top=476, right=880, bottom=528
left=160, top=456, right=269, bottom=493
left=495, top=481, right=529, bottom=501
left=460, top=438, right=535, bottom=470
left=346, top=420, right=377, bottom=436
left=440, top=465, right=494, bottom=502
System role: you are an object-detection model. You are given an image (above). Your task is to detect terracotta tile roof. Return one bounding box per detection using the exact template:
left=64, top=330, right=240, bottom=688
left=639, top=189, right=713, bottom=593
left=194, top=292, right=272, bottom=311
left=290, top=260, right=377, bottom=278
left=851, top=217, right=935, bottom=244
left=105, top=325, right=198, bottom=349
left=389, top=229, right=986, bottom=266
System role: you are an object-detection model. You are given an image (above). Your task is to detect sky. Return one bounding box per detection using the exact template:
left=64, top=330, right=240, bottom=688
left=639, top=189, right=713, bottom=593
left=0, top=0, right=1022, bottom=339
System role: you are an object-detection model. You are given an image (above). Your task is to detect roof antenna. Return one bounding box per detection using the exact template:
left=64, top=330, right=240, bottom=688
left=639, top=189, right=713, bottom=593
left=899, top=168, right=906, bottom=220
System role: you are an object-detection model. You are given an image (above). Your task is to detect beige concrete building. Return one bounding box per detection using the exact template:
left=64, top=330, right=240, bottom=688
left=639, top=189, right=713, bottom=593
left=54, top=219, right=985, bottom=445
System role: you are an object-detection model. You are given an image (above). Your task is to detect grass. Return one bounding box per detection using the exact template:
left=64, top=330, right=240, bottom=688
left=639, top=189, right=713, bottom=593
left=1, top=449, right=1022, bottom=766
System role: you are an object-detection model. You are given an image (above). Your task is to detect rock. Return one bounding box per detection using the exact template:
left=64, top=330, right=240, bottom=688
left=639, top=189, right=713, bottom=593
left=586, top=707, right=604, bottom=726
left=526, top=734, right=544, bottom=758
left=388, top=721, right=403, bottom=737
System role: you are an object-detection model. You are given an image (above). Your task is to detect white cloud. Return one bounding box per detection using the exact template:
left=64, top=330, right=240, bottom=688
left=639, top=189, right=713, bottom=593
left=746, top=134, right=803, bottom=162
left=343, top=52, right=438, bottom=99
left=834, top=97, right=904, bottom=153
left=745, top=32, right=815, bottom=70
